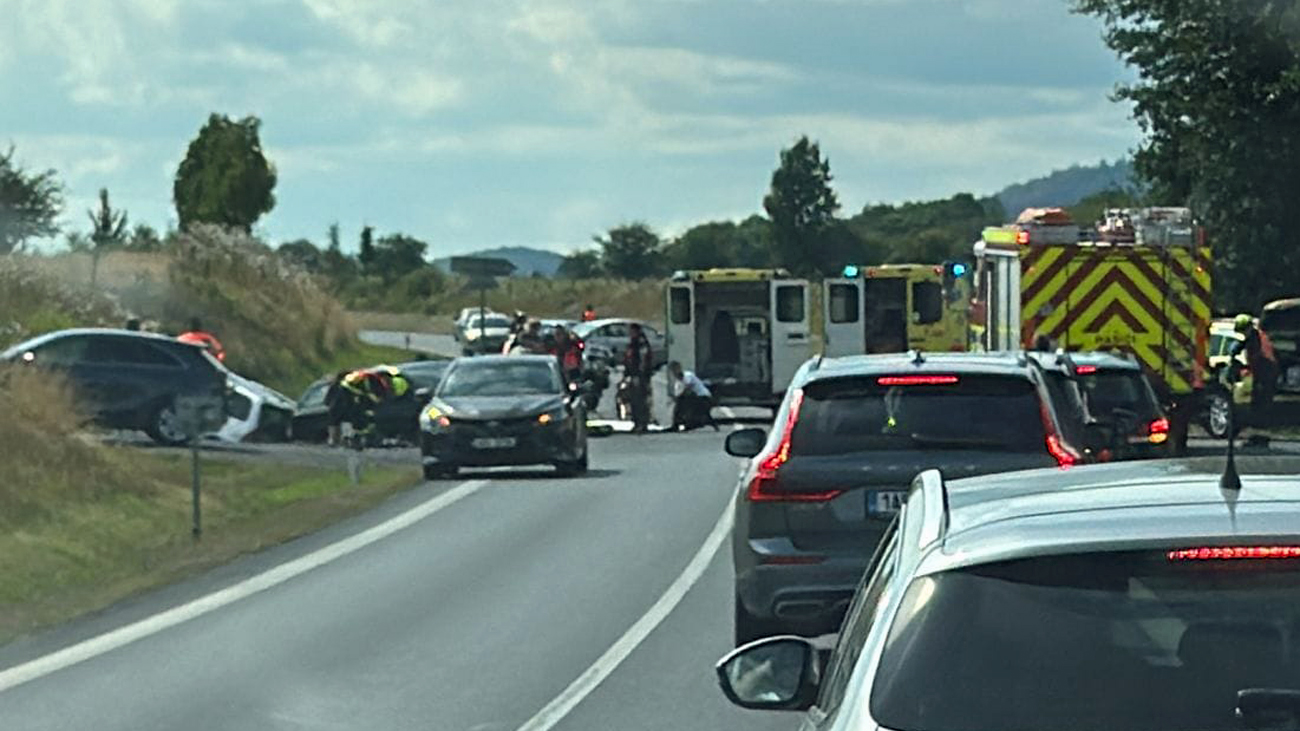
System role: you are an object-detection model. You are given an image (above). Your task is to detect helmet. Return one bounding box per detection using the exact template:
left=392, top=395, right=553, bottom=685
left=1234, top=314, right=1254, bottom=333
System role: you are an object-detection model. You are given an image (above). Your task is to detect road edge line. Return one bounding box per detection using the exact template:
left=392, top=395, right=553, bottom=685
left=514, top=501, right=735, bottom=731
left=0, top=479, right=488, bottom=694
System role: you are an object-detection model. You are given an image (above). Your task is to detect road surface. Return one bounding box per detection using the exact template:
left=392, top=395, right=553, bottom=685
left=0, top=404, right=791, bottom=731
left=361, top=329, right=459, bottom=358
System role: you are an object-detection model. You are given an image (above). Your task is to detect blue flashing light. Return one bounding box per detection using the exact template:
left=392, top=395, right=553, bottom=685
left=951, top=262, right=968, bottom=277
left=842, top=264, right=860, bottom=278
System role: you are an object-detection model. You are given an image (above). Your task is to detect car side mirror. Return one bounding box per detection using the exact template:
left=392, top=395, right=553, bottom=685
left=725, top=428, right=767, bottom=458
left=715, top=636, right=821, bottom=711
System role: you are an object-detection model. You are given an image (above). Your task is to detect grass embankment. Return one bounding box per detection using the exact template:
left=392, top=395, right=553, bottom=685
left=0, top=363, right=419, bottom=644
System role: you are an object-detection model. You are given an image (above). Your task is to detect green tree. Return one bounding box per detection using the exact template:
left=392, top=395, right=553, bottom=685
left=763, top=136, right=840, bottom=275
left=1075, top=0, right=1300, bottom=309
left=278, top=238, right=323, bottom=272
left=87, top=188, right=128, bottom=249
left=595, top=223, right=663, bottom=279
left=663, top=216, right=776, bottom=271
left=124, top=223, right=163, bottom=252
left=369, top=233, right=428, bottom=283
left=557, top=249, right=602, bottom=278
left=320, top=222, right=356, bottom=283
left=357, top=225, right=376, bottom=274
left=173, top=113, right=277, bottom=231
left=0, top=146, right=63, bottom=253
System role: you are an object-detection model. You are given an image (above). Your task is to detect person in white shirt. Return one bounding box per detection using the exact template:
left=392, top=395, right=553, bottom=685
left=669, top=361, right=718, bottom=431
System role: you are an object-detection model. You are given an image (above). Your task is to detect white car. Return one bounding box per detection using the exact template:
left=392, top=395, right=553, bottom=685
left=460, top=312, right=513, bottom=355
left=454, top=307, right=500, bottom=339
left=216, top=372, right=297, bottom=442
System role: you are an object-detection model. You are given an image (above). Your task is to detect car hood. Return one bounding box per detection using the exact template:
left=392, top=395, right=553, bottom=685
left=432, top=394, right=565, bottom=420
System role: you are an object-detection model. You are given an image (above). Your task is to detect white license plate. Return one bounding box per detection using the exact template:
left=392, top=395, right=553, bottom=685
left=868, top=490, right=907, bottom=515
left=472, top=437, right=516, bottom=449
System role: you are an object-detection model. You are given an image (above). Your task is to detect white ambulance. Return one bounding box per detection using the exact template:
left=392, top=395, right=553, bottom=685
left=665, top=268, right=812, bottom=408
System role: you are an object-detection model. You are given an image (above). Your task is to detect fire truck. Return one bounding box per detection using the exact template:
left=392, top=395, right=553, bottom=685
left=971, top=207, right=1212, bottom=450
left=821, top=262, right=970, bottom=357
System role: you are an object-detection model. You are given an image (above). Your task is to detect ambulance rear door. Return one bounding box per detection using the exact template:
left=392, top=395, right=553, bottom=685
left=666, top=280, right=695, bottom=372
left=822, top=278, right=865, bottom=357
left=771, top=279, right=812, bottom=395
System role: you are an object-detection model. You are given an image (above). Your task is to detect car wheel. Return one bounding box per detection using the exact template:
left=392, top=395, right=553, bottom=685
left=1205, top=390, right=1236, bottom=439
left=734, top=597, right=779, bottom=647
left=423, top=463, right=457, bottom=480
left=146, top=401, right=189, bottom=446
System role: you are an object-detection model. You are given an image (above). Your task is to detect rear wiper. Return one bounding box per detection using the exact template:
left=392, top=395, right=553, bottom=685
left=908, top=433, right=1013, bottom=450
left=1238, top=688, right=1300, bottom=729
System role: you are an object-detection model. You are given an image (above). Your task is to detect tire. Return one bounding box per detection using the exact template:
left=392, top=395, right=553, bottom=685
left=423, top=463, right=457, bottom=480
left=555, top=446, right=589, bottom=477
left=145, top=401, right=189, bottom=446
left=734, top=597, right=779, bottom=647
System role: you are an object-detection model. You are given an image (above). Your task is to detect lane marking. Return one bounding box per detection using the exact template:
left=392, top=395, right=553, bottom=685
left=719, top=406, right=737, bottom=421
left=514, top=502, right=734, bottom=731
left=0, top=479, right=489, bottom=694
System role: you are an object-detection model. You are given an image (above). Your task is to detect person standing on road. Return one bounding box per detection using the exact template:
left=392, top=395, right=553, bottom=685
left=324, top=370, right=350, bottom=446
left=669, top=360, right=717, bottom=432
left=623, top=322, right=655, bottom=432
left=552, top=326, right=584, bottom=384
left=177, top=317, right=226, bottom=362
left=1232, top=313, right=1278, bottom=419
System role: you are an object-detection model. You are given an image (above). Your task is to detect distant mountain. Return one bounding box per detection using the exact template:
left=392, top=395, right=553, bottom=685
left=432, top=246, right=566, bottom=277
left=995, top=160, right=1137, bottom=217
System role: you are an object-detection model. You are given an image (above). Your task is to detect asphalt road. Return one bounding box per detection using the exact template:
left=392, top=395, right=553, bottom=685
left=362, top=329, right=459, bottom=358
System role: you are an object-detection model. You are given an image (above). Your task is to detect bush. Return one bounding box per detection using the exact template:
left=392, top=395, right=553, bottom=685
left=0, top=257, right=123, bottom=349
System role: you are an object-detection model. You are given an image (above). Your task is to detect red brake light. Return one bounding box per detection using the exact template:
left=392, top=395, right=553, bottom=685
left=877, top=375, right=959, bottom=386
left=1147, top=417, right=1170, bottom=444
left=1016, top=231, right=1030, bottom=245
left=1074, top=365, right=1098, bottom=374
left=747, top=391, right=844, bottom=503
left=1045, top=434, right=1076, bottom=467
left=1168, top=546, right=1300, bottom=561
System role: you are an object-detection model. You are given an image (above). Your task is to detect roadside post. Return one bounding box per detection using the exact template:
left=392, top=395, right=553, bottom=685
left=451, top=256, right=516, bottom=352
left=173, top=394, right=227, bottom=540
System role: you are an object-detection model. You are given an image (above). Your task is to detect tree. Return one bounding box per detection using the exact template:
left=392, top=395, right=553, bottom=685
left=557, top=250, right=602, bottom=279
left=357, top=225, right=376, bottom=274
left=595, top=223, right=663, bottom=279
left=369, top=233, right=428, bottom=283
left=320, top=222, right=356, bottom=282
left=0, top=146, right=63, bottom=253
left=173, top=113, right=277, bottom=231
left=124, top=223, right=163, bottom=252
left=763, top=136, right=840, bottom=275
left=87, top=188, right=128, bottom=250
left=1075, top=0, right=1300, bottom=309
left=278, top=238, right=323, bottom=273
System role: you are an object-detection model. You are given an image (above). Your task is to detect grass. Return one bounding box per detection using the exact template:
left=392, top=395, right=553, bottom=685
left=0, top=449, right=419, bottom=645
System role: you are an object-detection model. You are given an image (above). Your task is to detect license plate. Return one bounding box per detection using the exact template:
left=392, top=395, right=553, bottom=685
left=868, top=490, right=907, bottom=515
left=472, top=437, right=516, bottom=449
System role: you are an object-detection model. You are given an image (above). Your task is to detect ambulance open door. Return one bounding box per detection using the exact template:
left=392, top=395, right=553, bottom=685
left=822, top=278, right=865, bottom=357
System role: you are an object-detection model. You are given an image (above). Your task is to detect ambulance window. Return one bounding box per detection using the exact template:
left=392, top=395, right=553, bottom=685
left=913, top=282, right=943, bottom=325
left=670, top=288, right=691, bottom=324
left=776, top=285, right=804, bottom=322
left=829, top=284, right=859, bottom=323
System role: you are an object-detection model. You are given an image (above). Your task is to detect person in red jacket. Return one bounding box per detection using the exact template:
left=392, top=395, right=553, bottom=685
left=177, top=317, right=226, bottom=361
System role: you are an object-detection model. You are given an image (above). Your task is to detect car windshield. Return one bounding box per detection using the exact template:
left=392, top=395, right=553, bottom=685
left=1263, top=306, right=1300, bottom=332
left=790, top=375, right=1045, bottom=454
left=438, top=361, right=561, bottom=397
left=1078, top=370, right=1161, bottom=422
left=871, top=552, right=1300, bottom=731
left=468, top=316, right=511, bottom=329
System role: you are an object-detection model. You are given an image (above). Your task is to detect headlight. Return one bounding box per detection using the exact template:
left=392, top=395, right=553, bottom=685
left=537, top=407, right=566, bottom=425
left=421, top=405, right=452, bottom=430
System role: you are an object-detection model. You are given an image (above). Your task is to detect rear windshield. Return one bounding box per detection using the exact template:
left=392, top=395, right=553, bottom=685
left=871, top=552, right=1300, bottom=731
left=790, top=375, right=1044, bottom=455
left=1262, top=306, right=1300, bottom=332
left=1078, top=370, right=1160, bottom=420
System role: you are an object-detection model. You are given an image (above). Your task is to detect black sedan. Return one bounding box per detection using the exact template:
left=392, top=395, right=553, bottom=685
left=292, top=359, right=451, bottom=443
left=419, top=355, right=588, bottom=479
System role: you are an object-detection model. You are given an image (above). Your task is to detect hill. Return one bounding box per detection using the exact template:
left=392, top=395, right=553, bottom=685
left=433, top=246, right=565, bottom=277
left=995, top=160, right=1137, bottom=216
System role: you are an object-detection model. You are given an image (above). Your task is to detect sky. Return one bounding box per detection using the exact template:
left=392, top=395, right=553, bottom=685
left=1, top=0, right=1139, bottom=256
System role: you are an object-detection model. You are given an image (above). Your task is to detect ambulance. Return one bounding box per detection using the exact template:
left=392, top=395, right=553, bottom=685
left=821, top=262, right=970, bottom=357
left=665, top=268, right=812, bottom=408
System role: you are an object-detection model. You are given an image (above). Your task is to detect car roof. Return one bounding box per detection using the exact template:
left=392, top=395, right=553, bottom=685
left=801, top=351, right=1037, bottom=385
left=915, top=456, right=1300, bottom=575
left=1033, top=350, right=1141, bottom=371
left=1264, top=298, right=1300, bottom=311
left=451, top=354, right=555, bottom=365
left=2, top=327, right=205, bottom=356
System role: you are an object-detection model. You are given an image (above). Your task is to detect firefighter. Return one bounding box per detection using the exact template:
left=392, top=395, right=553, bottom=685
left=338, top=368, right=390, bottom=444
left=1232, top=313, right=1278, bottom=415
left=552, top=325, right=584, bottom=384
left=177, top=317, right=226, bottom=361
left=622, top=323, right=655, bottom=432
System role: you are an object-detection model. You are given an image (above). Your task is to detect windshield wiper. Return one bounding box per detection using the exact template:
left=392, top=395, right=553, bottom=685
left=1238, top=688, right=1300, bottom=729
left=908, top=433, right=1014, bottom=450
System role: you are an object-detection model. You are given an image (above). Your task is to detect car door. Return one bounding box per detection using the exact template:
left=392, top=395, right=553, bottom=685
left=823, top=278, right=865, bottom=357
left=599, top=322, right=629, bottom=354
left=771, top=280, right=811, bottom=393
left=82, top=335, right=186, bottom=420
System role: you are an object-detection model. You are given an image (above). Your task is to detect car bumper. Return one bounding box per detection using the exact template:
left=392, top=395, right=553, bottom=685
left=734, top=533, right=885, bottom=637
left=420, top=420, right=581, bottom=467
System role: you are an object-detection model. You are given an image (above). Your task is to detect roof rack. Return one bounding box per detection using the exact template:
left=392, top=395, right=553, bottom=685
left=915, top=469, right=949, bottom=550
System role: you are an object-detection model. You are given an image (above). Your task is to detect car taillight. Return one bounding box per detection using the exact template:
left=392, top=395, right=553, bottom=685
left=746, top=390, right=844, bottom=503
left=1040, top=401, right=1077, bottom=468
left=1168, top=546, right=1300, bottom=561
left=1074, top=365, right=1098, bottom=374
left=1148, top=417, right=1169, bottom=444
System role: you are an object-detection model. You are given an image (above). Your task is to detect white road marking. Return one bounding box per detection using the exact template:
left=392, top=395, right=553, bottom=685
left=514, top=502, right=734, bottom=731
left=0, top=479, right=489, bottom=694
left=719, top=406, right=737, bottom=421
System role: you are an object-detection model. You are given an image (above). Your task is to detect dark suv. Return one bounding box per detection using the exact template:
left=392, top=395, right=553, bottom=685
left=1, top=328, right=229, bottom=445
left=1031, top=351, right=1170, bottom=459
left=723, top=351, right=1093, bottom=645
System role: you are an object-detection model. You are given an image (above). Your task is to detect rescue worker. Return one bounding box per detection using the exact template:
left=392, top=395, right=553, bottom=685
left=582, top=304, right=597, bottom=322
left=338, top=368, right=391, bottom=444
left=324, top=370, right=350, bottom=446
left=1232, top=313, right=1278, bottom=415
left=552, top=325, right=585, bottom=384
left=177, top=317, right=226, bottom=361
left=623, top=322, right=655, bottom=432
left=668, top=360, right=717, bottom=432
left=507, top=319, right=548, bottom=354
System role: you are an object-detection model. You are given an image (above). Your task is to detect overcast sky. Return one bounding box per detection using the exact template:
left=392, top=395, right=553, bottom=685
left=1, top=0, right=1138, bottom=255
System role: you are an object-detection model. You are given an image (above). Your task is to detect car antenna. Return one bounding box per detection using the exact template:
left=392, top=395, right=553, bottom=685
left=1221, top=409, right=1242, bottom=493
left=912, top=349, right=925, bottom=365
